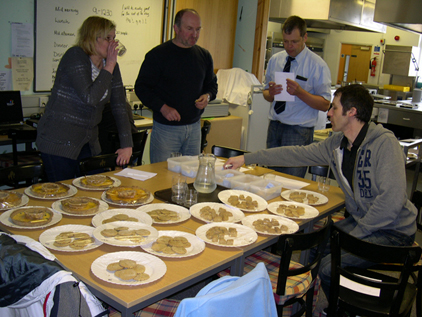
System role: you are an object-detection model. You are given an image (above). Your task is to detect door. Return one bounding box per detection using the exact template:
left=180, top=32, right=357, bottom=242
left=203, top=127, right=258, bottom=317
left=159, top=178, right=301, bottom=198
left=337, top=44, right=372, bottom=84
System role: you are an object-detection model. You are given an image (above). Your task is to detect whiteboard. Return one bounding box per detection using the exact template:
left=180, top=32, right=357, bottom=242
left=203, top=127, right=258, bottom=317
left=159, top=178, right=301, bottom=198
left=35, top=0, right=164, bottom=92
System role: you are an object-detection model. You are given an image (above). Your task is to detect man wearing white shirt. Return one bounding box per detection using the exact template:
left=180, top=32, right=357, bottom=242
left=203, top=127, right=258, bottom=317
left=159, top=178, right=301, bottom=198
left=264, top=15, right=331, bottom=177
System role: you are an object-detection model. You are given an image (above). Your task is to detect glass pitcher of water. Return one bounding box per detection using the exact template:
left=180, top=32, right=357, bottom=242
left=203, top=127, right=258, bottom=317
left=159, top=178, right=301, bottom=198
left=194, top=154, right=217, bottom=193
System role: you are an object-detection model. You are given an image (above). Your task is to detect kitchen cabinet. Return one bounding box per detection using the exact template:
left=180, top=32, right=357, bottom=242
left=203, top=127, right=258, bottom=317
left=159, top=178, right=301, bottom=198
left=201, top=116, right=242, bottom=153
left=374, top=103, right=422, bottom=130
left=174, top=0, right=238, bottom=71
left=382, top=108, right=422, bottom=129
left=382, top=45, right=420, bottom=77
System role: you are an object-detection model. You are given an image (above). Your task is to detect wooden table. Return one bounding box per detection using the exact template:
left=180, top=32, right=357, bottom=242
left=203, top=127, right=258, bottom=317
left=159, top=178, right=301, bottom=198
left=0, top=162, right=345, bottom=316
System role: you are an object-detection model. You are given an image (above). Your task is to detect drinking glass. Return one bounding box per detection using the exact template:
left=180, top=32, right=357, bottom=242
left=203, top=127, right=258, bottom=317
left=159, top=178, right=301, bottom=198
left=115, top=39, right=127, bottom=56
left=184, top=189, right=198, bottom=207
left=171, top=175, right=187, bottom=203
left=317, top=176, right=330, bottom=193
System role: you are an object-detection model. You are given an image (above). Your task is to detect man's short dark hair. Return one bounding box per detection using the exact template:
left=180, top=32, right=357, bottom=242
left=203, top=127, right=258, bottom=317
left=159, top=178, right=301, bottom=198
left=282, top=16, right=307, bottom=37
left=174, top=9, right=199, bottom=28
left=334, top=84, right=373, bottom=123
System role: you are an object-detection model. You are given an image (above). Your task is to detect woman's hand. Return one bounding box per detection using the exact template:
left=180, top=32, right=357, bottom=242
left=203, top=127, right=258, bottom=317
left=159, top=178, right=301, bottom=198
left=223, top=155, right=245, bottom=170
left=115, top=147, right=133, bottom=166
left=104, top=40, right=119, bottom=74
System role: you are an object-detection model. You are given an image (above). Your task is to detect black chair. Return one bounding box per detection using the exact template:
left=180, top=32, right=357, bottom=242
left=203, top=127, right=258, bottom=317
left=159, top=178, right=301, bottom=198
left=0, top=164, right=45, bottom=189
left=211, top=145, right=249, bottom=158
left=0, top=128, right=41, bottom=167
left=79, top=153, right=118, bottom=175
left=307, top=165, right=335, bottom=181
left=131, top=130, right=148, bottom=166
left=9, top=128, right=41, bottom=167
left=200, top=120, right=211, bottom=153
left=218, top=219, right=332, bottom=317
left=109, top=130, right=148, bottom=166
left=328, top=227, right=422, bottom=317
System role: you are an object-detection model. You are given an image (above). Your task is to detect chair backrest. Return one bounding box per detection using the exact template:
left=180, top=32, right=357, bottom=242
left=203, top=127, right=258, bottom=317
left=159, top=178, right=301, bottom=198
left=174, top=262, right=277, bottom=317
left=131, top=130, right=148, bottom=166
left=328, top=227, right=422, bottom=316
left=274, top=218, right=332, bottom=296
left=211, top=145, right=249, bottom=158
left=200, top=120, right=211, bottom=153
left=412, top=190, right=422, bottom=231
left=9, top=128, right=39, bottom=166
left=0, top=164, right=45, bottom=189
left=307, top=165, right=335, bottom=181
left=79, top=153, right=118, bottom=175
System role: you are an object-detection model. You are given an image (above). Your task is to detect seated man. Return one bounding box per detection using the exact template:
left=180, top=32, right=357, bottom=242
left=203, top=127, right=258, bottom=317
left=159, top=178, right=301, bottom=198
left=224, top=84, right=417, bottom=304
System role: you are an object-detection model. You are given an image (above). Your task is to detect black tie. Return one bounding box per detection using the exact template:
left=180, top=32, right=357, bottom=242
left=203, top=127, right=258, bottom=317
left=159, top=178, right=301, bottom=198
left=274, top=56, right=295, bottom=114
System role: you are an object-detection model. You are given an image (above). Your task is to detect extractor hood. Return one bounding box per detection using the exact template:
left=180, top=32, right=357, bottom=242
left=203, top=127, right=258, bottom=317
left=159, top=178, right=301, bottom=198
left=374, top=0, right=422, bottom=34
left=269, top=0, right=386, bottom=33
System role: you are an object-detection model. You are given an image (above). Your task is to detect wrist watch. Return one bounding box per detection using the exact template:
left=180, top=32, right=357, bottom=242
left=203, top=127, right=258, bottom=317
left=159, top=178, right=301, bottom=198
left=206, top=93, right=211, bottom=102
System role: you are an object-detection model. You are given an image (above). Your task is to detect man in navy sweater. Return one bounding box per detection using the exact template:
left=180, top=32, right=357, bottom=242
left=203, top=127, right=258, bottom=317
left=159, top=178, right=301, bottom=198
left=135, top=8, right=218, bottom=163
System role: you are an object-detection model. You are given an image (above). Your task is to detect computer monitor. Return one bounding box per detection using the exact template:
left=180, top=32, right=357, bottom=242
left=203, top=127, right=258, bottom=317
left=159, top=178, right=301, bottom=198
left=0, top=91, right=24, bottom=126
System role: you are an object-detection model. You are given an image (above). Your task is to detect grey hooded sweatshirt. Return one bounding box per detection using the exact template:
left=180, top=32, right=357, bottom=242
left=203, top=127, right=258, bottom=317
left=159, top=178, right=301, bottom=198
left=245, top=122, right=416, bottom=239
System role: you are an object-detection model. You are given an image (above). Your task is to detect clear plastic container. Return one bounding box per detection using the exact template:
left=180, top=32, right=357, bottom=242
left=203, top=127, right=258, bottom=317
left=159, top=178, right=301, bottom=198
left=225, top=174, right=261, bottom=191
left=215, top=169, right=244, bottom=187
left=249, top=178, right=283, bottom=201
left=181, top=160, right=199, bottom=178
left=167, top=156, right=197, bottom=173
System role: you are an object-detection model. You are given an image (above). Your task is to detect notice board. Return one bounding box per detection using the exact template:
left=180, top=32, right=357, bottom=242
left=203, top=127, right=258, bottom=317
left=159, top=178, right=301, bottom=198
left=35, top=0, right=164, bottom=92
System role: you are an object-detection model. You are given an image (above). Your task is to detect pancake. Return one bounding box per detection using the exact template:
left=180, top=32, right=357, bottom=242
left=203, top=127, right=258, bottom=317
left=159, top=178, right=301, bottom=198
left=105, top=186, right=150, bottom=205
left=80, top=175, right=115, bottom=189
left=0, top=190, right=22, bottom=210
left=10, top=207, right=53, bottom=227
left=61, top=197, right=100, bottom=214
left=30, top=183, right=70, bottom=198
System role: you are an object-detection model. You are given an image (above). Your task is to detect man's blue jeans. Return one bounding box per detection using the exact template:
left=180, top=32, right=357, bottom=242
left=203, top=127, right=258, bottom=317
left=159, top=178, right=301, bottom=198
left=319, top=216, right=415, bottom=300
left=150, top=120, right=201, bottom=163
left=266, top=120, right=314, bottom=178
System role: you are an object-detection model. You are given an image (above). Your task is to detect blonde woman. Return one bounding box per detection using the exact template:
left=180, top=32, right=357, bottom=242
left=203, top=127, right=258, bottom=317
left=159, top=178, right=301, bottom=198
left=37, top=16, right=132, bottom=181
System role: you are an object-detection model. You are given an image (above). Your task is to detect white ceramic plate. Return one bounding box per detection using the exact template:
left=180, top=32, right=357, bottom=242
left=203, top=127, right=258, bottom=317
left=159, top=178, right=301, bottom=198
left=101, top=192, right=154, bottom=207
left=280, top=189, right=328, bottom=206
left=218, top=189, right=268, bottom=212
left=190, top=202, right=245, bottom=223
left=267, top=201, right=320, bottom=220
left=91, top=251, right=167, bottom=286
left=196, top=223, right=258, bottom=247
left=91, top=208, right=153, bottom=227
left=92, top=221, right=158, bottom=247
left=0, top=206, right=62, bottom=229
left=24, top=184, right=78, bottom=200
left=241, top=214, right=299, bottom=235
left=0, top=192, right=29, bottom=211
left=142, top=230, right=205, bottom=258
left=136, top=203, right=191, bottom=224
left=39, top=224, right=102, bottom=252
left=72, top=176, right=121, bottom=191
left=51, top=197, right=108, bottom=217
